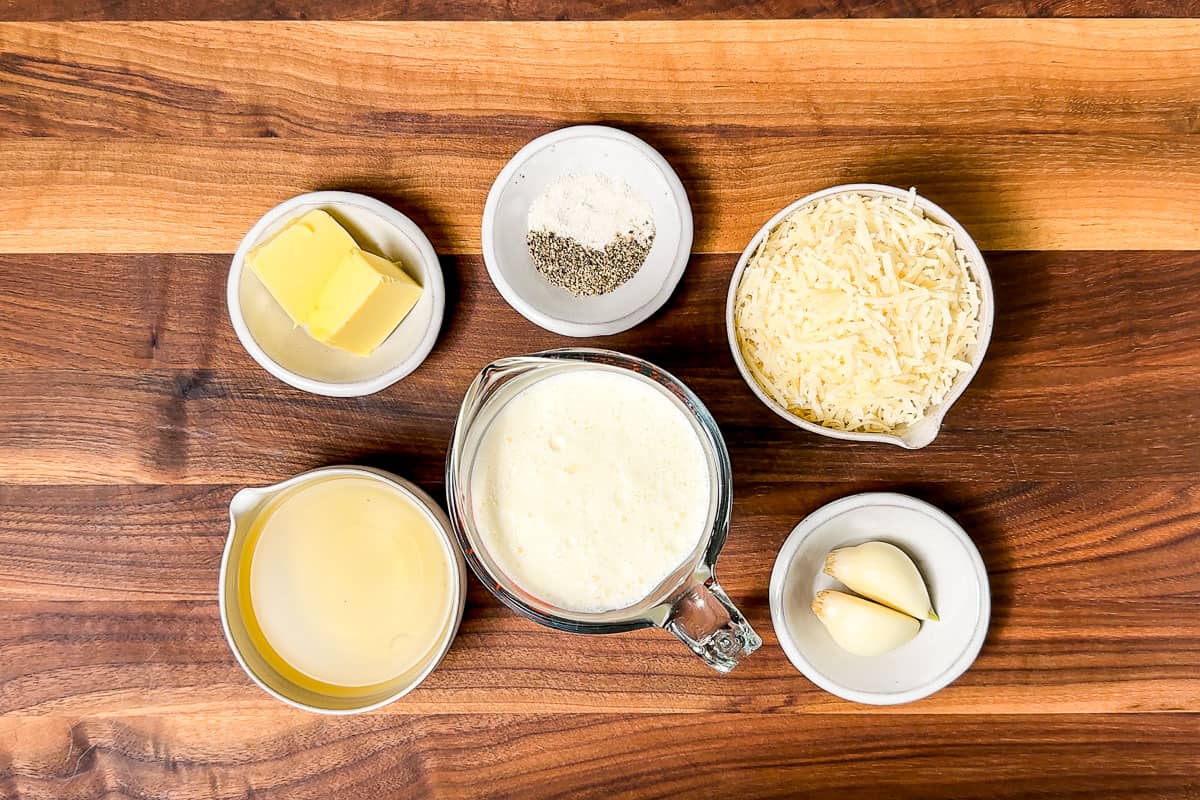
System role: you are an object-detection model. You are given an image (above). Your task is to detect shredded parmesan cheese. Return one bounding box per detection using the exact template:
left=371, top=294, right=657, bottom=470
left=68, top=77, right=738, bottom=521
left=733, top=190, right=981, bottom=434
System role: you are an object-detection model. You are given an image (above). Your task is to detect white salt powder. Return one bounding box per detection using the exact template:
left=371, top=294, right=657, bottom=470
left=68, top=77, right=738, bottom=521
left=527, top=172, right=655, bottom=250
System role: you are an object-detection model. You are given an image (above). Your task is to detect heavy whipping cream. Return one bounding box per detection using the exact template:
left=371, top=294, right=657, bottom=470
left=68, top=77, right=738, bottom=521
left=470, top=369, right=711, bottom=613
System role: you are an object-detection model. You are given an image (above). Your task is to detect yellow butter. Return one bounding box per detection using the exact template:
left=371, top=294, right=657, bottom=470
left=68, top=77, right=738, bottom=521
left=247, top=209, right=358, bottom=325
left=308, top=248, right=423, bottom=356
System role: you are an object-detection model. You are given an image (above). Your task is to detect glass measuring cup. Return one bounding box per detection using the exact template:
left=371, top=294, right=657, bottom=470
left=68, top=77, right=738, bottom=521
left=446, top=348, right=761, bottom=672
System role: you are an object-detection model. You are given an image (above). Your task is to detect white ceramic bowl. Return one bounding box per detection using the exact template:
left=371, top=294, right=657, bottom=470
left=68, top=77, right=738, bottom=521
left=481, top=125, right=693, bottom=337
left=769, top=492, right=990, bottom=705
left=227, top=191, right=445, bottom=397
left=726, top=184, right=994, bottom=449
left=219, top=466, right=467, bottom=714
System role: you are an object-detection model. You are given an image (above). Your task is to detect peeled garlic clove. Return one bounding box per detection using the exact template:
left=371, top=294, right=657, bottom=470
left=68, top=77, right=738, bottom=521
left=825, top=541, right=938, bottom=621
left=811, top=590, right=921, bottom=657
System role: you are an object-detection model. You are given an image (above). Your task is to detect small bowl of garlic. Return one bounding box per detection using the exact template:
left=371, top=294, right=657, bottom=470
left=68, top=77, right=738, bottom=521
left=769, top=492, right=990, bottom=705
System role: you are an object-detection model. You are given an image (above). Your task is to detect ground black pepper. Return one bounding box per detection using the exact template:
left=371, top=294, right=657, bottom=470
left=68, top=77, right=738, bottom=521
left=527, top=230, right=654, bottom=296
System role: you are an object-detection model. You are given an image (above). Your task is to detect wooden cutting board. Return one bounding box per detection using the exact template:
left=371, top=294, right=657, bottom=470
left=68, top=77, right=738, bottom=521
left=1, top=5, right=1198, bottom=798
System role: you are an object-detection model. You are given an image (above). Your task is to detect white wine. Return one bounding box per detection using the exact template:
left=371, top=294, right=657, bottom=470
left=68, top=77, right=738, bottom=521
left=237, top=475, right=454, bottom=693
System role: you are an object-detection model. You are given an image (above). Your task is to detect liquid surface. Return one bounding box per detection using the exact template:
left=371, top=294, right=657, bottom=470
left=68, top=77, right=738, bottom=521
left=471, top=369, right=711, bottom=613
left=240, top=475, right=454, bottom=688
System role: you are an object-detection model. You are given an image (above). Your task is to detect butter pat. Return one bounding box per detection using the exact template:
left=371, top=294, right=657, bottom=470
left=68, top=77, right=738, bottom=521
left=247, top=209, right=358, bottom=325
left=308, top=249, right=423, bottom=356
left=246, top=207, right=422, bottom=356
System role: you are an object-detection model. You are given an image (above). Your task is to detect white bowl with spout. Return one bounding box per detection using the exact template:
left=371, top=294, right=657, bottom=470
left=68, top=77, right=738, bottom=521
left=725, top=184, right=994, bottom=449
left=218, top=466, right=466, bottom=714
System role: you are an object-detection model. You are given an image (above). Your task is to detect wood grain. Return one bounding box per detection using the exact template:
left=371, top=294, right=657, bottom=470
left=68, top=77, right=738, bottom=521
left=2, top=600, right=1197, bottom=716
left=3, top=363, right=1200, bottom=484
left=5, top=598, right=1196, bottom=716
left=3, top=252, right=1198, bottom=371
left=3, top=21, right=1199, bottom=254
left=2, top=134, right=1200, bottom=255
left=3, top=0, right=1199, bottom=20
left=3, top=22, right=1200, bottom=138
left=4, top=367, right=1194, bottom=485
left=1, top=250, right=1197, bottom=485
left=1, top=11, right=1199, bottom=799
left=6, top=481, right=1198, bottom=604
left=1, top=583, right=1197, bottom=719
left=2, top=476, right=1198, bottom=717
left=1, top=714, right=1196, bottom=800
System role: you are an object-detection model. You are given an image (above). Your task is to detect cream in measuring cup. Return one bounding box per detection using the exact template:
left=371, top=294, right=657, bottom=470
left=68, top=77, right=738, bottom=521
left=471, top=368, right=710, bottom=612
left=449, top=349, right=760, bottom=673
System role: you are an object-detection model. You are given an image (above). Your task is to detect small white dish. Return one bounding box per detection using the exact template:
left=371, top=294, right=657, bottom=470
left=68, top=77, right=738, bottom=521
left=769, top=492, right=990, bottom=705
left=481, top=125, right=693, bottom=337
left=227, top=191, right=445, bottom=397
left=726, top=183, right=994, bottom=448
left=219, top=465, right=467, bottom=714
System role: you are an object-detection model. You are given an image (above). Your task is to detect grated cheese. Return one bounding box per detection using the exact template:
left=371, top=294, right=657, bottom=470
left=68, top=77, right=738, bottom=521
left=733, top=191, right=981, bottom=434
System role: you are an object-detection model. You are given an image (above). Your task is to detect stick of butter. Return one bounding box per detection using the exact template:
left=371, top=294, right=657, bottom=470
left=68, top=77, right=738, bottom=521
left=308, top=248, right=423, bottom=356
left=246, top=209, right=358, bottom=326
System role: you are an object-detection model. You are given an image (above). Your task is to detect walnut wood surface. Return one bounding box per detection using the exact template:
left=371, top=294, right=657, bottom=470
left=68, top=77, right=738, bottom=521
left=2, top=715, right=1198, bottom=799
left=2, top=0, right=1199, bottom=19
left=3, top=22, right=1200, bottom=254
left=6, top=134, right=1200, bottom=253
left=4, top=22, right=1200, bottom=139
left=0, top=11, right=1198, bottom=800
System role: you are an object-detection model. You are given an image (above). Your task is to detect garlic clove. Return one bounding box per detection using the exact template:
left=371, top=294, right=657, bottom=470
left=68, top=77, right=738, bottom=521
left=811, top=590, right=921, bottom=657
left=824, top=541, right=938, bottom=621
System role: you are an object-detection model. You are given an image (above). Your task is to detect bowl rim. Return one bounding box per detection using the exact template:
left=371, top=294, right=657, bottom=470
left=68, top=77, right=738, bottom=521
left=724, top=183, right=994, bottom=448
left=226, top=190, right=445, bottom=397
left=480, top=124, right=694, bottom=338
left=444, top=347, right=733, bottom=634
left=217, top=465, right=468, bottom=715
left=768, top=492, right=991, bottom=706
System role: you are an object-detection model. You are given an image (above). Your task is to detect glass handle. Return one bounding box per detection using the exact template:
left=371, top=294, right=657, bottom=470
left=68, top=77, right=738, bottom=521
left=663, top=578, right=761, bottom=673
